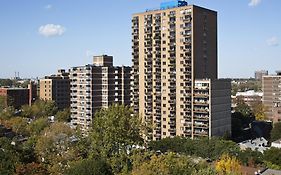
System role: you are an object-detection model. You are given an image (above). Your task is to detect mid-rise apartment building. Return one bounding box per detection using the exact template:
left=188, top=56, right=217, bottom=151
left=263, top=71, right=281, bottom=123
left=70, top=55, right=131, bottom=131
left=39, top=69, right=70, bottom=109
left=132, top=0, right=230, bottom=140
left=193, top=79, right=231, bottom=137
left=0, top=87, right=29, bottom=109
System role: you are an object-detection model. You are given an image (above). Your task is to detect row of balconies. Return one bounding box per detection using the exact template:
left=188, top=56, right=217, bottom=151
left=194, top=129, right=208, bottom=135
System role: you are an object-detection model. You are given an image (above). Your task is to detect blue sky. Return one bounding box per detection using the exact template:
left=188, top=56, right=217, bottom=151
left=0, top=0, right=280, bottom=78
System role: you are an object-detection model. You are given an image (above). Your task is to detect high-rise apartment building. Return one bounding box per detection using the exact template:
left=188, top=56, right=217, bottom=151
left=70, top=55, right=131, bottom=131
left=39, top=69, right=70, bottom=109
left=263, top=71, right=281, bottom=123
left=132, top=1, right=230, bottom=140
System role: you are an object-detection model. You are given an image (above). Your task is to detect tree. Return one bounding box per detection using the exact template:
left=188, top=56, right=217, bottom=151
left=55, top=108, right=71, bottom=122
left=237, top=148, right=263, bottom=167
left=65, top=158, right=113, bottom=175
left=89, top=105, right=143, bottom=155
left=89, top=105, right=143, bottom=173
left=149, top=137, right=240, bottom=161
left=0, top=137, right=19, bottom=175
left=252, top=102, right=267, bottom=121
left=235, top=100, right=252, bottom=117
left=27, top=118, right=49, bottom=136
left=0, top=106, right=15, bottom=122
left=35, top=122, right=79, bottom=174
left=215, top=153, right=241, bottom=175
left=15, top=162, right=48, bottom=175
left=271, top=122, right=281, bottom=141
left=8, top=117, right=28, bottom=135
left=21, top=100, right=58, bottom=119
left=263, top=148, right=281, bottom=167
left=131, top=152, right=210, bottom=175
left=0, top=96, right=6, bottom=113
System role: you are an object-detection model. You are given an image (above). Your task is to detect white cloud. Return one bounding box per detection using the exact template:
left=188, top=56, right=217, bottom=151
left=38, top=24, right=66, bottom=37
left=248, top=0, right=261, bottom=7
left=267, top=37, right=279, bottom=47
left=45, top=4, right=52, bottom=10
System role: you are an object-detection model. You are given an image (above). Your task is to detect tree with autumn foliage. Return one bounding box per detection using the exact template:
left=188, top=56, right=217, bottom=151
left=215, top=153, right=241, bottom=175
left=252, top=102, right=267, bottom=121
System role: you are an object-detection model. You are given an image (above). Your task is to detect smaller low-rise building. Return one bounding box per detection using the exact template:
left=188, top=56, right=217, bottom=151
left=238, top=137, right=269, bottom=153
left=232, top=90, right=263, bottom=109
left=0, top=87, right=29, bottom=108
left=271, top=139, right=281, bottom=149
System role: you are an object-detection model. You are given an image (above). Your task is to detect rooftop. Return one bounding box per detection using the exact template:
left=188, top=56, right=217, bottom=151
left=238, top=137, right=269, bottom=153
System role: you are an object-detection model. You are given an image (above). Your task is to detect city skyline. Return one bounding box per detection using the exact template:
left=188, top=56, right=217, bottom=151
left=0, top=0, right=280, bottom=78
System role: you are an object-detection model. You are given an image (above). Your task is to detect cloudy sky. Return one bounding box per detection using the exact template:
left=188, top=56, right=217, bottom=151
left=0, top=0, right=280, bottom=78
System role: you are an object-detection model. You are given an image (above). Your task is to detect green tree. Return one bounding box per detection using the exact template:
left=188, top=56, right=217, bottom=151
left=21, top=100, right=58, bottom=119
left=8, top=117, right=28, bottom=135
left=0, top=96, right=6, bottom=113
left=0, top=137, right=19, bottom=175
left=235, top=100, right=252, bottom=117
left=131, top=152, right=209, bottom=175
left=263, top=148, right=281, bottom=167
left=237, top=148, right=263, bottom=167
left=65, top=158, right=113, bottom=175
left=271, top=122, right=281, bottom=141
left=149, top=137, right=240, bottom=161
left=89, top=105, right=143, bottom=173
left=0, top=106, right=15, bottom=122
left=15, top=162, right=48, bottom=175
left=27, top=118, right=49, bottom=136
left=35, top=122, right=79, bottom=174
left=55, top=108, right=71, bottom=122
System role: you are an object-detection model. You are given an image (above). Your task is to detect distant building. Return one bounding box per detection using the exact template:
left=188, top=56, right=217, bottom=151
left=28, top=81, right=38, bottom=106
left=255, top=70, right=268, bottom=80
left=0, top=87, right=29, bottom=109
left=232, top=90, right=263, bottom=109
left=69, top=55, right=131, bottom=131
left=39, top=69, right=70, bottom=109
left=262, top=71, right=281, bottom=123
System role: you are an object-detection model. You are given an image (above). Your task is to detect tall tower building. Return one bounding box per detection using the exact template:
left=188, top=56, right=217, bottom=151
left=70, top=55, right=131, bottom=131
left=132, top=1, right=230, bottom=140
